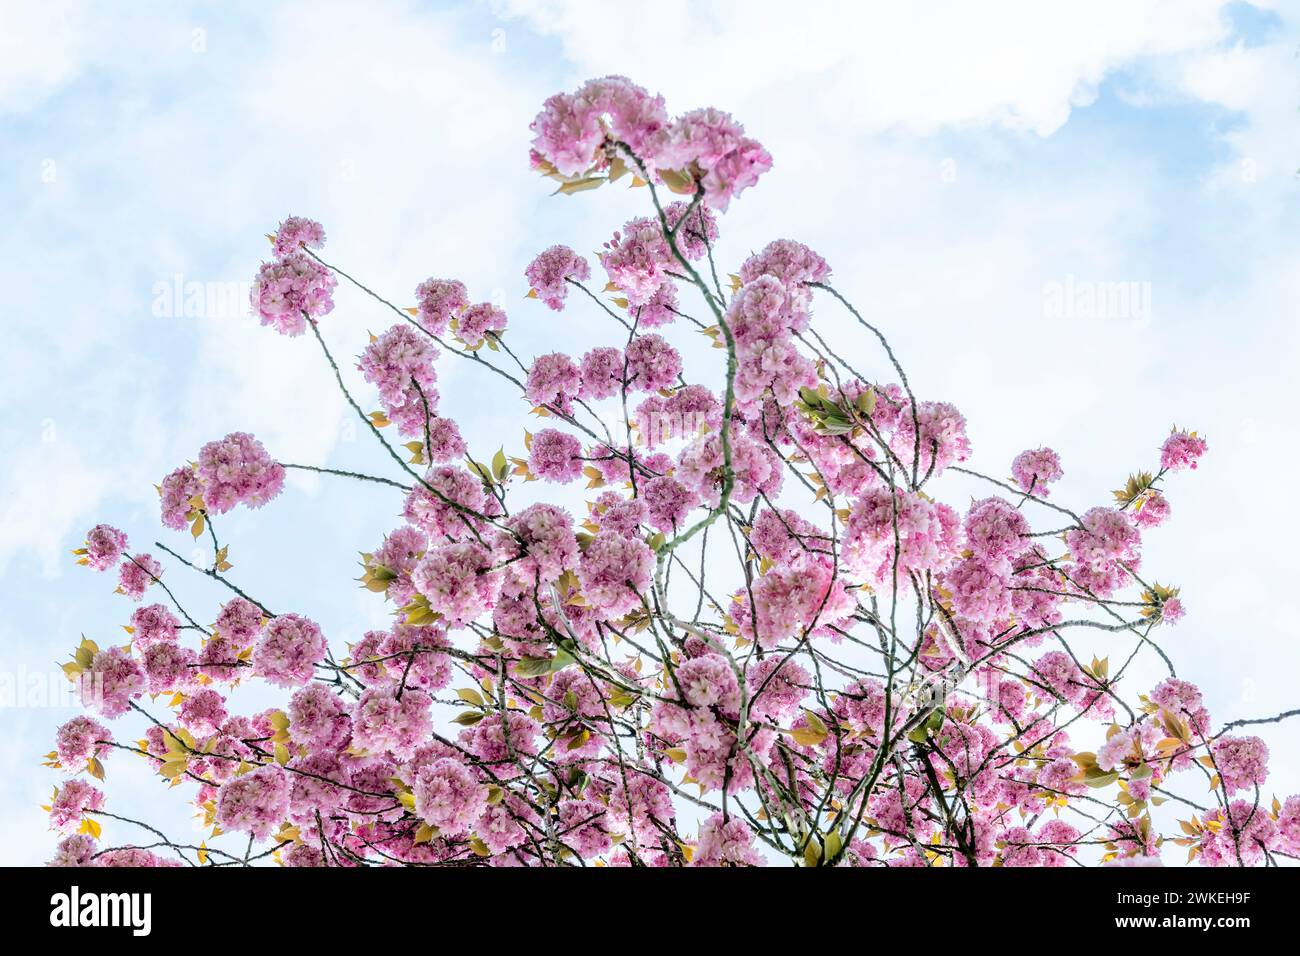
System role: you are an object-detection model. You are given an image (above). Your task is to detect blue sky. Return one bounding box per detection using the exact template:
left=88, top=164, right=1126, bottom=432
left=1, top=0, right=1298, bottom=864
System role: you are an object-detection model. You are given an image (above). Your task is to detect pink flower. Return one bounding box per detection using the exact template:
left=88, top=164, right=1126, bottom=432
left=412, top=542, right=499, bottom=626
left=1010, top=447, right=1063, bottom=497
left=1275, top=796, right=1300, bottom=855
left=944, top=557, right=1012, bottom=624
left=525, top=351, right=581, bottom=413
left=529, top=428, right=584, bottom=484
left=216, top=765, right=290, bottom=839
left=592, top=491, right=647, bottom=539
left=1066, top=507, right=1141, bottom=597
left=674, top=653, right=741, bottom=714
left=1031, top=651, right=1087, bottom=706
left=159, top=466, right=203, bottom=530
left=370, top=526, right=428, bottom=607
left=749, top=507, right=827, bottom=564
left=412, top=757, right=485, bottom=835
left=215, top=596, right=264, bottom=643
left=272, top=216, right=326, bottom=256
left=642, top=475, right=698, bottom=531
left=460, top=712, right=540, bottom=763
left=746, top=658, right=810, bottom=722
left=54, top=716, right=111, bottom=773
left=1211, top=736, right=1269, bottom=795
left=141, top=641, right=197, bottom=694
left=1150, top=678, right=1205, bottom=718
left=604, top=772, right=674, bottom=847
left=530, top=75, right=668, bottom=178
left=196, top=432, right=285, bottom=514
left=403, top=465, right=491, bottom=540
left=964, top=497, right=1029, bottom=563
left=252, top=614, right=326, bottom=687
left=693, top=813, right=763, bottom=866
left=178, top=687, right=228, bottom=737
left=456, top=302, right=507, bottom=349
left=83, top=524, right=128, bottom=572
left=559, top=798, right=612, bottom=858
left=734, top=337, right=817, bottom=410
left=662, top=201, right=719, bottom=261
left=1160, top=429, right=1207, bottom=472
left=600, top=216, right=672, bottom=307
left=738, top=239, right=830, bottom=304
left=358, top=324, right=440, bottom=437
left=577, top=531, right=653, bottom=618
left=49, top=780, right=104, bottom=832
left=890, top=400, right=971, bottom=478
left=79, top=642, right=144, bottom=717
left=630, top=280, right=679, bottom=328
left=49, top=834, right=97, bottom=867
left=1198, top=800, right=1275, bottom=867
left=624, top=334, right=681, bottom=392
left=579, top=346, right=625, bottom=400
left=118, top=552, right=162, bottom=601
left=844, top=488, right=961, bottom=584
left=286, top=685, right=353, bottom=753
left=250, top=252, right=336, bottom=335
left=658, top=107, right=771, bottom=211
left=422, top=414, right=466, bottom=462
left=414, top=278, right=469, bottom=336
left=501, top=503, right=578, bottom=583
left=637, top=384, right=722, bottom=447
left=676, top=427, right=782, bottom=507
left=198, top=636, right=241, bottom=683
left=351, top=688, right=433, bottom=759
left=1132, top=490, right=1171, bottom=528
left=1160, top=596, right=1185, bottom=625
left=742, top=554, right=854, bottom=648
left=727, top=275, right=804, bottom=346
left=525, top=245, right=590, bottom=310
left=129, top=603, right=180, bottom=647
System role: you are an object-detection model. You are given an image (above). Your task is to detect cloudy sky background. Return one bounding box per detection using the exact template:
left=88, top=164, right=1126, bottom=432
left=1, top=0, right=1297, bottom=864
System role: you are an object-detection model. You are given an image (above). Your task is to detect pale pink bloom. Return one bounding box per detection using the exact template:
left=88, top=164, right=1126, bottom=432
left=414, top=278, right=469, bottom=336
left=216, top=765, right=290, bottom=840
left=1010, top=446, right=1063, bottom=497
left=529, top=428, right=584, bottom=483
left=1160, top=429, right=1207, bottom=471
left=84, top=524, right=128, bottom=572
left=252, top=613, right=326, bottom=687
left=525, top=245, right=590, bottom=310
left=118, top=552, right=162, bottom=601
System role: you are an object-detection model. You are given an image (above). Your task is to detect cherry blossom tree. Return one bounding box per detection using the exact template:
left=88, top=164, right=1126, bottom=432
left=48, top=76, right=1298, bottom=868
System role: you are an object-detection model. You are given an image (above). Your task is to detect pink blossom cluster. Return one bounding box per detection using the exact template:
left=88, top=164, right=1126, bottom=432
left=52, top=76, right=1292, bottom=871
left=1010, top=446, right=1063, bottom=497
left=531, top=77, right=770, bottom=211
left=117, top=552, right=162, bottom=601
left=83, top=524, right=127, bottom=571
left=197, top=431, right=286, bottom=514
left=250, top=236, right=337, bottom=336
left=1160, top=429, right=1208, bottom=472
left=252, top=614, right=326, bottom=687
left=525, top=245, right=590, bottom=310
left=359, top=324, right=441, bottom=437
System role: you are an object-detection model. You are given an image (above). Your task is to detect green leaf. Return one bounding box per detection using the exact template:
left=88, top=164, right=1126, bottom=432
left=515, top=648, right=575, bottom=677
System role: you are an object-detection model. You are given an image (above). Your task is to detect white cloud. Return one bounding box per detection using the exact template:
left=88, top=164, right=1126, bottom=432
left=0, top=441, right=110, bottom=577
left=0, top=1, right=92, bottom=113
left=495, top=0, right=1244, bottom=134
